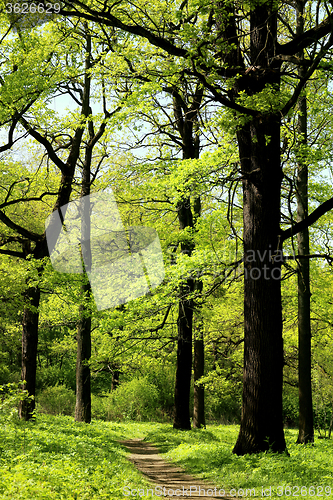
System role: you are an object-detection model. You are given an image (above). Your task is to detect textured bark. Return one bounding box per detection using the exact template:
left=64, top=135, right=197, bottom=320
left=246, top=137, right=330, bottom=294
left=233, top=113, right=286, bottom=455
left=193, top=325, right=205, bottom=428
left=75, top=281, right=92, bottom=423
left=74, top=28, right=93, bottom=424
left=193, top=204, right=205, bottom=429
left=19, top=285, right=40, bottom=420
left=296, top=0, right=314, bottom=445
left=173, top=277, right=193, bottom=430
left=231, top=4, right=287, bottom=456
left=172, top=86, right=202, bottom=430
left=173, top=197, right=194, bottom=429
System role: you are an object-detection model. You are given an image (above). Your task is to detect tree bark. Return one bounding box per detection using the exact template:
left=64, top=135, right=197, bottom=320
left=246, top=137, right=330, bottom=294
left=233, top=111, right=287, bottom=454
left=172, top=86, right=203, bottom=430
left=193, top=196, right=205, bottom=429
left=19, top=285, right=40, bottom=420
left=296, top=0, right=314, bottom=445
left=74, top=175, right=92, bottom=423
left=231, top=3, right=287, bottom=455
left=193, top=322, right=205, bottom=428
left=75, top=280, right=92, bottom=423
left=75, top=26, right=93, bottom=423
left=174, top=273, right=193, bottom=430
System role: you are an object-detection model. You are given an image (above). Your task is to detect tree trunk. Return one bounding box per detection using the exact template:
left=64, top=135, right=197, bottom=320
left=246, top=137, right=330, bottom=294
left=296, top=0, right=314, bottom=445
left=74, top=27, right=93, bottom=424
left=19, top=285, right=40, bottom=420
left=172, top=88, right=202, bottom=430
left=75, top=280, right=92, bottom=423
left=193, top=323, right=205, bottom=428
left=231, top=3, right=287, bottom=456
left=173, top=274, right=193, bottom=430
left=173, top=197, right=194, bottom=430
left=74, top=149, right=92, bottom=424
left=233, top=113, right=287, bottom=454
left=193, top=221, right=205, bottom=429
left=74, top=186, right=92, bottom=423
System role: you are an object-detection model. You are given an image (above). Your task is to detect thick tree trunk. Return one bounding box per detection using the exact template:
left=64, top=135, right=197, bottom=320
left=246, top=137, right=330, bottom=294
left=74, top=149, right=92, bottom=424
left=75, top=280, right=92, bottom=423
left=174, top=278, right=193, bottom=430
left=193, top=250, right=205, bottom=429
left=231, top=3, right=287, bottom=456
left=74, top=27, right=93, bottom=423
left=193, top=324, right=205, bottom=428
left=233, top=113, right=287, bottom=454
left=173, top=198, right=194, bottom=430
left=296, top=0, right=314, bottom=444
left=19, top=285, right=40, bottom=420
left=74, top=192, right=92, bottom=423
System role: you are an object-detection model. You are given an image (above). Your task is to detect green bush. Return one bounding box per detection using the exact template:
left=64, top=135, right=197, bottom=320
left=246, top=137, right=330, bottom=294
left=37, top=385, right=75, bottom=416
left=282, top=387, right=299, bottom=427
left=92, top=377, right=161, bottom=422
left=199, top=371, right=242, bottom=423
left=145, top=364, right=175, bottom=419
left=0, top=382, right=33, bottom=423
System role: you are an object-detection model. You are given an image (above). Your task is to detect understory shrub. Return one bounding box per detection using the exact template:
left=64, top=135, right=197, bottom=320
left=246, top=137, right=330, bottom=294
left=37, top=385, right=75, bottom=416
left=199, top=371, right=242, bottom=424
left=92, top=376, right=161, bottom=421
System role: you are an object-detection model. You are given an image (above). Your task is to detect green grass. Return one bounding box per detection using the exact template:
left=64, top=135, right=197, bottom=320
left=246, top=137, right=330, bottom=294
left=0, top=414, right=156, bottom=499
left=1, top=416, right=333, bottom=499
left=145, top=425, right=333, bottom=499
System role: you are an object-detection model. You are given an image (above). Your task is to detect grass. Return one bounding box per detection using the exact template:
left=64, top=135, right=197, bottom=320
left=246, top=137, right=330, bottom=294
left=0, top=414, right=156, bottom=499
left=145, top=425, right=333, bottom=499
left=0, top=416, right=333, bottom=499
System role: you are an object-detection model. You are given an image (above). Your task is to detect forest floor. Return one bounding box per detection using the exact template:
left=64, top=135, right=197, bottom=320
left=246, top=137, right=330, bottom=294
left=121, top=438, right=236, bottom=499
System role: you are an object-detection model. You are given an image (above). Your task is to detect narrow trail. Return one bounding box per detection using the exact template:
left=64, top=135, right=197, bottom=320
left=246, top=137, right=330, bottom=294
left=121, top=439, right=235, bottom=500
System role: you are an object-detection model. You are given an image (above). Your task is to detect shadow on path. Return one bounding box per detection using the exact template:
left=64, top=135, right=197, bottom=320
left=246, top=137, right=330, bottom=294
left=120, top=439, right=237, bottom=500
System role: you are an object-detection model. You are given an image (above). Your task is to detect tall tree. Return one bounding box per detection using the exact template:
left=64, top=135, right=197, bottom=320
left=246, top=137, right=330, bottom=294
left=171, top=84, right=204, bottom=429
left=0, top=19, right=115, bottom=419
left=295, top=0, right=314, bottom=445
left=61, top=0, right=333, bottom=452
left=74, top=28, right=93, bottom=423
left=73, top=24, right=120, bottom=422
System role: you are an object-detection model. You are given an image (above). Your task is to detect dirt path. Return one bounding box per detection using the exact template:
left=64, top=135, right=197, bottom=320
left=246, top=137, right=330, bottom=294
left=121, top=439, right=235, bottom=499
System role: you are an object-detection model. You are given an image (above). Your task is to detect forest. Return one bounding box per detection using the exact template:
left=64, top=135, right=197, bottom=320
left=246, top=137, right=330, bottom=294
left=1, top=0, right=333, bottom=498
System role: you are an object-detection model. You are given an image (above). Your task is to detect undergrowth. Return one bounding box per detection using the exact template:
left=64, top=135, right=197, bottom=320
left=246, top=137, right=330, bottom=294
left=146, top=425, right=333, bottom=499
left=1, top=414, right=333, bottom=499
left=0, top=414, right=156, bottom=499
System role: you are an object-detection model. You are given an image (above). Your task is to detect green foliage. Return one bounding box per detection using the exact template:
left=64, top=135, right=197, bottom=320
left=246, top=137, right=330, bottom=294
left=146, top=425, right=333, bottom=499
left=0, top=382, right=33, bottom=424
left=37, top=385, right=76, bottom=416
left=0, top=414, right=157, bottom=499
left=2, top=416, right=333, bottom=499
left=92, top=377, right=161, bottom=422
left=200, top=370, right=242, bottom=423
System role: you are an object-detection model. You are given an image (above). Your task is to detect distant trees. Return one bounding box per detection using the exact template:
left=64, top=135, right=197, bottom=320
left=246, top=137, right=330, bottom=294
left=0, top=19, right=121, bottom=420
left=2, top=0, right=333, bottom=451
left=58, top=0, right=333, bottom=454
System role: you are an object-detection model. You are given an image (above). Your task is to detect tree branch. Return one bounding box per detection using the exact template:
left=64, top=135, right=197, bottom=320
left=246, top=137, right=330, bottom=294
left=280, top=196, right=333, bottom=243
left=278, top=13, right=333, bottom=56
